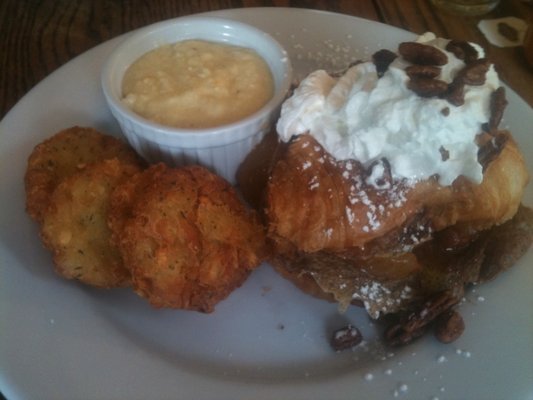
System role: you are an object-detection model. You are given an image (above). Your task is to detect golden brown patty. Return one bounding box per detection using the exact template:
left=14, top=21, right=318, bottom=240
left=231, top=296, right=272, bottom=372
left=25, top=126, right=143, bottom=223
left=109, top=163, right=268, bottom=312
left=40, top=158, right=142, bottom=288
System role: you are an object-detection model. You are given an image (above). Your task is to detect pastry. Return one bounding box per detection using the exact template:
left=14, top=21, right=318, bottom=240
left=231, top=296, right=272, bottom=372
left=240, top=33, right=532, bottom=341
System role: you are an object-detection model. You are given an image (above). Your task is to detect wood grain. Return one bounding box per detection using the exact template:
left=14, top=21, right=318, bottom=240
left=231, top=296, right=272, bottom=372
left=0, top=0, right=531, bottom=120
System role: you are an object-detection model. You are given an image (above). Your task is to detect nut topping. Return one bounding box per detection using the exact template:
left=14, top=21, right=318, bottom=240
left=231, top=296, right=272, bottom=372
left=331, top=325, right=363, bottom=351
left=488, top=86, right=507, bottom=132
left=457, top=58, right=491, bottom=86
left=401, top=39, right=493, bottom=104
left=399, top=42, right=448, bottom=66
left=384, top=290, right=461, bottom=346
left=477, top=132, right=508, bottom=171
left=405, top=65, right=441, bottom=79
left=373, top=49, right=398, bottom=78
left=434, top=309, right=465, bottom=343
left=445, top=40, right=479, bottom=63
left=442, top=77, right=465, bottom=106
left=366, top=158, right=392, bottom=188
left=407, top=77, right=448, bottom=98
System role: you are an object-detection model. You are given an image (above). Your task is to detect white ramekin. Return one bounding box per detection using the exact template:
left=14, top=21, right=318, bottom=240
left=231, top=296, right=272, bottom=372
left=101, top=16, right=292, bottom=184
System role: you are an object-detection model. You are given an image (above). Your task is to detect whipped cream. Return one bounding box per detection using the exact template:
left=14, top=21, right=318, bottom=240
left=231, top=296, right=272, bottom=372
left=276, top=33, right=500, bottom=186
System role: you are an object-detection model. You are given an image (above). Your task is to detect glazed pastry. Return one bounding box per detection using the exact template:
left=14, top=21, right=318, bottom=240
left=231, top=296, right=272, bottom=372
left=256, top=33, right=531, bottom=324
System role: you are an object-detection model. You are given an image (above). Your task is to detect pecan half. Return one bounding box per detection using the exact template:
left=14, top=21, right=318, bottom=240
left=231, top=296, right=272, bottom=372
left=366, top=157, right=392, bottom=188
left=434, top=309, right=465, bottom=343
left=331, top=325, right=363, bottom=351
left=399, top=42, right=448, bottom=66
left=477, top=132, right=508, bottom=172
left=405, top=65, right=441, bottom=79
left=445, top=40, right=479, bottom=63
left=457, top=58, right=491, bottom=86
left=407, top=77, right=448, bottom=97
left=488, top=86, right=507, bottom=132
left=384, top=290, right=461, bottom=346
left=442, top=77, right=465, bottom=106
left=373, top=49, right=398, bottom=78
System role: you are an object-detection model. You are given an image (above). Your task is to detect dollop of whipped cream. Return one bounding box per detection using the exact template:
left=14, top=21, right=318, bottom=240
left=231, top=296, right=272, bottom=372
left=276, top=33, right=500, bottom=186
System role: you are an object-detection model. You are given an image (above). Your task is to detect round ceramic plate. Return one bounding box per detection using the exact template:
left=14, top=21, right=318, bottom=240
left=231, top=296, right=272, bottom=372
left=1, top=8, right=532, bottom=400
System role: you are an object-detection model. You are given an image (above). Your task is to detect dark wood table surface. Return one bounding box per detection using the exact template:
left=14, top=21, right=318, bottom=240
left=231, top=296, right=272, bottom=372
left=1, top=0, right=532, bottom=123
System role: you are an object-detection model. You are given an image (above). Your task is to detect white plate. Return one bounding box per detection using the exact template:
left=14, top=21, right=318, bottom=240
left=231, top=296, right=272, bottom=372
left=1, top=8, right=532, bottom=400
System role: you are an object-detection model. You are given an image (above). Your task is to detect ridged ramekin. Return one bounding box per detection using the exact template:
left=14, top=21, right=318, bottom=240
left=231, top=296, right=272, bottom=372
left=101, top=16, right=292, bottom=184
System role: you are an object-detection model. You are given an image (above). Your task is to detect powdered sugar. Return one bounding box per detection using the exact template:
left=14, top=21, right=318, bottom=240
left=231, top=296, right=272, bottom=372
left=354, top=281, right=413, bottom=319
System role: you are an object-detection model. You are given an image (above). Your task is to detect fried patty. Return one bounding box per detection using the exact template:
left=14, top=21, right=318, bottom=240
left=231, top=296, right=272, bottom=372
left=39, top=158, right=142, bottom=288
left=25, top=126, right=143, bottom=223
left=109, top=163, right=268, bottom=312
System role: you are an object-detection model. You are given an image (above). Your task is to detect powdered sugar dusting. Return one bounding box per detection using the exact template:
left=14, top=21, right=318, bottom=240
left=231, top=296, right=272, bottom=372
left=342, top=161, right=412, bottom=235
left=354, top=281, right=414, bottom=319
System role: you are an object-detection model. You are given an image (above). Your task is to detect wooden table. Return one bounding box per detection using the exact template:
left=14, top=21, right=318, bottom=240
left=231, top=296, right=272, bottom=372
left=1, top=0, right=532, bottom=122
